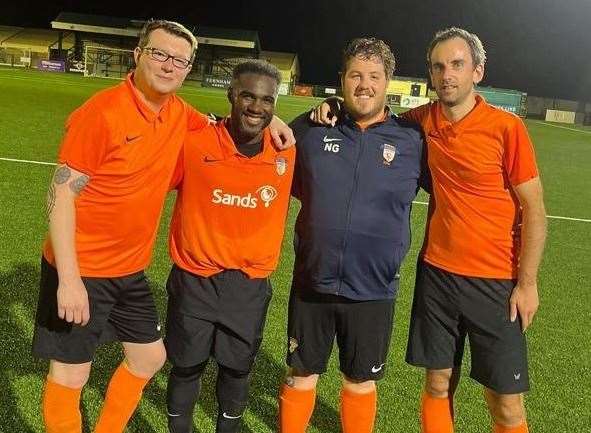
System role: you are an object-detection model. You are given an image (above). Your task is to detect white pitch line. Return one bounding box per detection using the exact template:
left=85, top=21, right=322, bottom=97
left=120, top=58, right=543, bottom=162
left=545, top=215, right=591, bottom=223
left=531, top=120, right=591, bottom=135
left=0, top=157, right=56, bottom=166
left=411, top=200, right=591, bottom=222
left=1, top=157, right=590, bottom=223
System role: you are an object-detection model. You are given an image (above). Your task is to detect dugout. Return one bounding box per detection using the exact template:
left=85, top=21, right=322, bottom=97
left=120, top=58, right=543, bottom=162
left=260, top=51, right=300, bottom=95
left=195, top=27, right=261, bottom=85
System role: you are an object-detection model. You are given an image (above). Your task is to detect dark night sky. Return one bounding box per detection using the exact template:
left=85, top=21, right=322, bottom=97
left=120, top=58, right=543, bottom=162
left=2, top=0, right=590, bottom=101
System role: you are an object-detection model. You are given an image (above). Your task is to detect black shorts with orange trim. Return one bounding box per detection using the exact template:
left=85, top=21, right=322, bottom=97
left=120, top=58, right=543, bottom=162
left=32, top=257, right=161, bottom=363
left=286, top=289, right=395, bottom=381
left=164, top=266, right=272, bottom=373
left=406, top=260, right=529, bottom=394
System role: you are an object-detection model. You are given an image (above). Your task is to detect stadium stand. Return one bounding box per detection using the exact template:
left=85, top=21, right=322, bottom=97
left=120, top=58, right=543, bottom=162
left=0, top=25, right=74, bottom=68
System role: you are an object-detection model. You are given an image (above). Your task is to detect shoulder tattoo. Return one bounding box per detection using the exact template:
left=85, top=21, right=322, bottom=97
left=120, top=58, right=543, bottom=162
left=53, top=165, right=71, bottom=184
left=69, top=174, right=90, bottom=194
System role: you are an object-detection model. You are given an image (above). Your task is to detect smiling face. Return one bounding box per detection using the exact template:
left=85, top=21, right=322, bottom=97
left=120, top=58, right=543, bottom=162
left=429, top=36, right=484, bottom=109
left=133, top=28, right=193, bottom=97
left=228, top=72, right=278, bottom=144
left=341, top=55, right=388, bottom=124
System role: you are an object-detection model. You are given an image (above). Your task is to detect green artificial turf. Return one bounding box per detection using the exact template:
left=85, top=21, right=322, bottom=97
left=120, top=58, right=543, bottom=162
left=0, top=68, right=589, bottom=432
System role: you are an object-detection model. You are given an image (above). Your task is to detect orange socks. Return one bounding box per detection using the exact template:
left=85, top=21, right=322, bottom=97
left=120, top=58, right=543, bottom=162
left=494, top=422, right=529, bottom=433
left=279, top=384, right=316, bottom=433
left=421, top=391, right=454, bottom=433
left=94, top=363, right=150, bottom=433
left=43, top=378, right=83, bottom=433
left=340, top=387, right=377, bottom=433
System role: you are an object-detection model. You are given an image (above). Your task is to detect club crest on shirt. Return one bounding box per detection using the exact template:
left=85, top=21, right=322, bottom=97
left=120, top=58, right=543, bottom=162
left=382, top=143, right=396, bottom=165
left=276, top=156, right=287, bottom=176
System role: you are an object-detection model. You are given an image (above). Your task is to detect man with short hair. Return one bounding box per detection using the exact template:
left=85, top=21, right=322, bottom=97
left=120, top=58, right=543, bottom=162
left=279, top=38, right=426, bottom=433
left=313, top=27, right=547, bottom=433
left=32, top=20, right=293, bottom=433
left=32, top=20, right=202, bottom=433
left=164, top=59, right=295, bottom=433
left=403, top=28, right=546, bottom=433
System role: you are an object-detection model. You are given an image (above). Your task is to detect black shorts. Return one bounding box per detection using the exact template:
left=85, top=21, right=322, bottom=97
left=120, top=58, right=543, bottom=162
left=286, top=290, right=395, bottom=381
left=164, top=266, right=272, bottom=373
left=32, top=258, right=161, bottom=364
left=406, top=260, right=529, bottom=394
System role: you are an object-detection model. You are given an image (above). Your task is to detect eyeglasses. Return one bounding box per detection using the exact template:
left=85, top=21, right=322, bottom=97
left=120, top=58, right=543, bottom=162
left=142, top=47, right=192, bottom=69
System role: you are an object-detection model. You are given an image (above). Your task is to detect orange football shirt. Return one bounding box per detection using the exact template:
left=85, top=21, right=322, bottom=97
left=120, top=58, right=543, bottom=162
left=43, top=74, right=208, bottom=277
left=403, top=95, right=539, bottom=278
left=169, top=119, right=295, bottom=278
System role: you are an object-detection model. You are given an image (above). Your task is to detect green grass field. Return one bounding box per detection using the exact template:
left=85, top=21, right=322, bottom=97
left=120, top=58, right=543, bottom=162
left=0, top=68, right=589, bottom=433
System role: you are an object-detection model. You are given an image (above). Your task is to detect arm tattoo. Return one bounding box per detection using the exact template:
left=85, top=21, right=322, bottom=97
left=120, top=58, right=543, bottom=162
left=69, top=174, right=90, bottom=194
left=45, top=182, right=56, bottom=220
left=53, top=165, right=71, bottom=184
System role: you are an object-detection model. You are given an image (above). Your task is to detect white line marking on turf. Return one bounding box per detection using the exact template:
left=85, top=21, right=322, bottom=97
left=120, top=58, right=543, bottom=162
left=532, top=120, right=591, bottom=135
left=1, top=157, right=589, bottom=223
left=0, top=157, right=56, bottom=166
left=411, top=200, right=591, bottom=222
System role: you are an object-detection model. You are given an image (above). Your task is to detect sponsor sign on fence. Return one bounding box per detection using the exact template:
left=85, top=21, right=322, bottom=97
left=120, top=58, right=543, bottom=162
left=400, top=95, right=430, bottom=109
left=39, top=60, right=66, bottom=73
left=202, top=75, right=232, bottom=89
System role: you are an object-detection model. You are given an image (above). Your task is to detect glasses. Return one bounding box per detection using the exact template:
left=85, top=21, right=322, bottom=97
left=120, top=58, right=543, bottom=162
left=142, top=47, right=192, bottom=69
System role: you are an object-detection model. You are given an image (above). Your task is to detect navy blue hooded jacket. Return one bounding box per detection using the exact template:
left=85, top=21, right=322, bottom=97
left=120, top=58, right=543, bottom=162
left=291, top=111, right=427, bottom=301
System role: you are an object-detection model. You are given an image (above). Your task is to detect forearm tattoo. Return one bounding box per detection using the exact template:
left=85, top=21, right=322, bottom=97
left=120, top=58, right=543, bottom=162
left=45, top=165, right=90, bottom=220
left=45, top=182, right=56, bottom=219
left=69, top=175, right=90, bottom=194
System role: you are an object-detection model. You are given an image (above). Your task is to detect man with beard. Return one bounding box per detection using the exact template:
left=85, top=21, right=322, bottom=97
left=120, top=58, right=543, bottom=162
left=164, top=59, right=295, bottom=433
left=279, top=38, right=426, bottom=433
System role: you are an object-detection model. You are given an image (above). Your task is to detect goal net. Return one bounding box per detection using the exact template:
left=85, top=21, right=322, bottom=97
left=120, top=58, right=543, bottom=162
left=83, top=45, right=134, bottom=79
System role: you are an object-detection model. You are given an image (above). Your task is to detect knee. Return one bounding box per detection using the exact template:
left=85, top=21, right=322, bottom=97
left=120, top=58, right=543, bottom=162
left=342, top=377, right=375, bottom=394
left=126, top=343, right=167, bottom=379
left=48, top=361, right=91, bottom=389
left=285, top=368, right=319, bottom=390
left=425, top=369, right=453, bottom=398
left=486, top=391, right=525, bottom=427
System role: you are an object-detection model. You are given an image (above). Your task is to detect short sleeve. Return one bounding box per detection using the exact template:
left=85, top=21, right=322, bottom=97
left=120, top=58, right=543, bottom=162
left=169, top=142, right=185, bottom=190
left=57, top=105, right=110, bottom=176
left=503, top=117, right=539, bottom=186
left=186, top=105, right=209, bottom=132
left=399, top=103, right=430, bottom=125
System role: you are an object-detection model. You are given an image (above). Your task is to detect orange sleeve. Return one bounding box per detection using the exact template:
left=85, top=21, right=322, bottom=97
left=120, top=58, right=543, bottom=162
left=169, top=142, right=185, bottom=190
left=399, top=103, right=429, bottom=124
left=186, top=104, right=209, bottom=132
left=57, top=105, right=110, bottom=176
left=503, top=117, right=539, bottom=186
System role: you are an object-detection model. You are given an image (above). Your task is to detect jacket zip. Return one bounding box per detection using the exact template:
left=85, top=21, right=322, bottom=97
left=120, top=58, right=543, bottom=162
left=336, top=129, right=366, bottom=295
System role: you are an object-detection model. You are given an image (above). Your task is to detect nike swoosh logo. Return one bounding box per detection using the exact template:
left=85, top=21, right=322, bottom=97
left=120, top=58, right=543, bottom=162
left=222, top=412, right=242, bottom=419
left=126, top=135, right=141, bottom=143
left=168, top=413, right=181, bottom=417
left=322, top=135, right=342, bottom=143
left=371, top=363, right=385, bottom=373
left=203, top=156, right=219, bottom=162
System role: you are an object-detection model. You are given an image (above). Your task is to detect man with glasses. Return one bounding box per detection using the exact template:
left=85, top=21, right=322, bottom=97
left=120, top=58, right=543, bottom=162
left=32, top=19, right=293, bottom=433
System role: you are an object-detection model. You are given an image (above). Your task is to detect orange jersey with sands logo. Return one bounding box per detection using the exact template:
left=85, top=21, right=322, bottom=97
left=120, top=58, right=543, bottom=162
left=169, top=119, right=295, bottom=279
left=43, top=74, right=209, bottom=277
left=402, top=95, right=539, bottom=278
